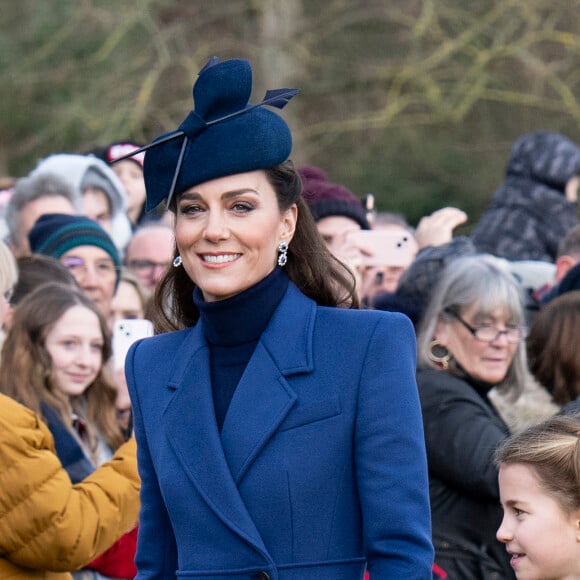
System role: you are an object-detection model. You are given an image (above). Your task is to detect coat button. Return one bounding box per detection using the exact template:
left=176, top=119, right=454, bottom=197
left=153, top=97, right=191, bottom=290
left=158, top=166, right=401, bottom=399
left=255, top=573, right=270, bottom=580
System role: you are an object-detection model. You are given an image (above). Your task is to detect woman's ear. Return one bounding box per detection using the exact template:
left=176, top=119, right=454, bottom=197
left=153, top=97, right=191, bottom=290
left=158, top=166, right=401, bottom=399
left=280, top=203, right=298, bottom=244
left=434, top=317, right=449, bottom=346
left=573, top=509, right=580, bottom=542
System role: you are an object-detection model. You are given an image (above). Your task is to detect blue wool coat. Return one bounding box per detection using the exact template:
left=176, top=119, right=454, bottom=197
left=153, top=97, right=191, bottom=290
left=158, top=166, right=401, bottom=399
left=127, top=283, right=433, bottom=579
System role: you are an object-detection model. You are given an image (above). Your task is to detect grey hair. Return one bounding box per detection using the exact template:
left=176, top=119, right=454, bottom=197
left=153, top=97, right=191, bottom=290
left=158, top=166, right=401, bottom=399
left=5, top=173, right=81, bottom=245
left=417, top=254, right=531, bottom=398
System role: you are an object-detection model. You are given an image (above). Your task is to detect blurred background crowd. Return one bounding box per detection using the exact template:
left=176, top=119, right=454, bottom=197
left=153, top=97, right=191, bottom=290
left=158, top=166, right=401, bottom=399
left=2, top=2, right=580, bottom=579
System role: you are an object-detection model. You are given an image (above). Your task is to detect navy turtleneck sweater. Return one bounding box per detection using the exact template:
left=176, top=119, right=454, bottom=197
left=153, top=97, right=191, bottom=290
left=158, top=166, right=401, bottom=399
left=193, top=267, right=289, bottom=431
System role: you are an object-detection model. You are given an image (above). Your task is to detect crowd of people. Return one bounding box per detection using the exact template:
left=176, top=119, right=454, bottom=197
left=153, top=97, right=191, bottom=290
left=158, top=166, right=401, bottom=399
left=0, top=55, right=579, bottom=579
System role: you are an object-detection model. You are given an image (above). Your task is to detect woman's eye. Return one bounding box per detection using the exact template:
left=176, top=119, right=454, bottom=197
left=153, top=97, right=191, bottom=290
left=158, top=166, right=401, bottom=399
left=514, top=508, right=526, bottom=517
left=231, top=202, right=254, bottom=212
left=179, top=204, right=203, bottom=215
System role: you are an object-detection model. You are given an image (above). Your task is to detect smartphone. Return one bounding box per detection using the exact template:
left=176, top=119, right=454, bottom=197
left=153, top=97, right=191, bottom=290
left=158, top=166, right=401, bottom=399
left=346, top=230, right=417, bottom=267
left=112, top=318, right=154, bottom=371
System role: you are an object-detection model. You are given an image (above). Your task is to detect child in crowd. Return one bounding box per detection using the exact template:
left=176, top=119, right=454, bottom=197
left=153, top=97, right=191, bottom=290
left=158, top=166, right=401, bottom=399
left=99, top=141, right=148, bottom=226
left=95, top=140, right=169, bottom=227
left=495, top=414, right=580, bottom=579
left=0, top=282, right=137, bottom=579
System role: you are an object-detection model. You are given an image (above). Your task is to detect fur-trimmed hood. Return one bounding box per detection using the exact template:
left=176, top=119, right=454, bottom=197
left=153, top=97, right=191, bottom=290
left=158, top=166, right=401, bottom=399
left=489, top=378, right=559, bottom=434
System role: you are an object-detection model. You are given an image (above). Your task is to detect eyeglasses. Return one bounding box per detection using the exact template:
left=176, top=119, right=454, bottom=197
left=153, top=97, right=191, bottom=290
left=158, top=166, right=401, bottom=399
left=444, top=308, right=527, bottom=343
left=61, top=256, right=118, bottom=280
left=126, top=259, right=171, bottom=272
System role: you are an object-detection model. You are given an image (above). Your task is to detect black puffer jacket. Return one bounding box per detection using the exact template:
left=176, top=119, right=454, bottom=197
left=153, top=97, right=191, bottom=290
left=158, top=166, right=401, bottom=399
left=471, top=132, right=580, bottom=262
left=416, top=367, right=515, bottom=580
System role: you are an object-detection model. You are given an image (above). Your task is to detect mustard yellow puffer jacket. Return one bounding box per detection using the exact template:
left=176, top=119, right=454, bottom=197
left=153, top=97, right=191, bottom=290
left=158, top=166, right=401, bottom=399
left=0, top=393, right=140, bottom=579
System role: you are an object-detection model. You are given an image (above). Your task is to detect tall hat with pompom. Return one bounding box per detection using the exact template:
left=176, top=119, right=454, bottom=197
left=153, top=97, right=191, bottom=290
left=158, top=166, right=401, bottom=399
left=113, top=57, right=299, bottom=211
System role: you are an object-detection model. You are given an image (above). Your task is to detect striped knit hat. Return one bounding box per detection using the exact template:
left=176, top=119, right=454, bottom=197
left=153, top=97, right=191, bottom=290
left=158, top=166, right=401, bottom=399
left=28, top=213, right=121, bottom=286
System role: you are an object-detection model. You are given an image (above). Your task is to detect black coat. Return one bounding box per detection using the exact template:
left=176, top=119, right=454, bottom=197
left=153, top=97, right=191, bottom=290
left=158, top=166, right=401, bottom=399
left=471, top=131, right=579, bottom=262
left=417, top=368, right=515, bottom=580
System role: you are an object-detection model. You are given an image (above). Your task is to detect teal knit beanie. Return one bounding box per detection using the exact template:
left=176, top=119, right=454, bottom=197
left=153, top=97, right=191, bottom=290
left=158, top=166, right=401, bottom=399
left=28, top=213, right=121, bottom=287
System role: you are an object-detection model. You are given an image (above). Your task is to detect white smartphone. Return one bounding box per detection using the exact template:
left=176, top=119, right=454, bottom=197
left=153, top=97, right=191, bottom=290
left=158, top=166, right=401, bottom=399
left=112, top=318, right=154, bottom=371
left=346, top=230, right=417, bottom=267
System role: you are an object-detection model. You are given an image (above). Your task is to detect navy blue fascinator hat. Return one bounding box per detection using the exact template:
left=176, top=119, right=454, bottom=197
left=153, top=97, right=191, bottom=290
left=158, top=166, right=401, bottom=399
left=114, top=57, right=299, bottom=211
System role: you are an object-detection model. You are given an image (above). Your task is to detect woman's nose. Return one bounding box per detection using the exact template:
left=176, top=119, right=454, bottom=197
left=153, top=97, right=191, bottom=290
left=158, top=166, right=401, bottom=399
left=203, top=211, right=229, bottom=241
left=77, top=345, right=95, bottom=367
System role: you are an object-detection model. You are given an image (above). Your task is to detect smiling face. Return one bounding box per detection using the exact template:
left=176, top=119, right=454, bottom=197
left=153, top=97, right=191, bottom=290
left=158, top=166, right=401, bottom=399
left=497, top=463, right=580, bottom=580
left=44, top=304, right=104, bottom=397
left=435, top=303, right=518, bottom=384
left=174, top=170, right=297, bottom=302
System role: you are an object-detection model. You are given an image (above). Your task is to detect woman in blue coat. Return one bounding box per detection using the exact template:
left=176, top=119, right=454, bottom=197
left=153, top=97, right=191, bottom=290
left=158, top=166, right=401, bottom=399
left=123, top=56, right=433, bottom=579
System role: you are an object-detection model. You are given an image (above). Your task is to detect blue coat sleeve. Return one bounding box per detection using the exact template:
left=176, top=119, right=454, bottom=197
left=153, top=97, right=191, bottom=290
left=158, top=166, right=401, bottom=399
left=126, top=340, right=178, bottom=579
left=355, top=313, right=434, bottom=578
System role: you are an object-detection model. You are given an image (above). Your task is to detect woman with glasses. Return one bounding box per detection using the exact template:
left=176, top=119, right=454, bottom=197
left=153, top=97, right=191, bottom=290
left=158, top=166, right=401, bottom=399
left=416, top=254, right=534, bottom=579
left=28, top=213, right=122, bottom=324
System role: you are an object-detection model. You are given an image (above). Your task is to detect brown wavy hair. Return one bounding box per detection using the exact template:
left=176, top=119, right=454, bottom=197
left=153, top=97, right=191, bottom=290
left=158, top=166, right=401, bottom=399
left=152, top=160, right=358, bottom=333
left=0, top=282, right=124, bottom=453
left=527, top=291, right=580, bottom=406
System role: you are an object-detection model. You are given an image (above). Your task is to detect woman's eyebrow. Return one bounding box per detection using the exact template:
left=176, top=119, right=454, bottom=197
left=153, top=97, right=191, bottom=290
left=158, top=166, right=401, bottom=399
left=179, top=188, right=259, bottom=202
left=222, top=189, right=259, bottom=200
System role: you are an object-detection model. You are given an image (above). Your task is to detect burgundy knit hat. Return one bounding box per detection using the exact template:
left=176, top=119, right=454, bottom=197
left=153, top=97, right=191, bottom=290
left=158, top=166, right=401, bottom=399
left=299, top=166, right=370, bottom=229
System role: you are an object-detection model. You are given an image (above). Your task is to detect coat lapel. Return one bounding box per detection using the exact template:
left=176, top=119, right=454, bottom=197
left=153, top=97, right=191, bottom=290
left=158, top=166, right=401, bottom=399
left=221, top=284, right=316, bottom=484
left=162, top=284, right=317, bottom=552
left=162, top=324, right=268, bottom=553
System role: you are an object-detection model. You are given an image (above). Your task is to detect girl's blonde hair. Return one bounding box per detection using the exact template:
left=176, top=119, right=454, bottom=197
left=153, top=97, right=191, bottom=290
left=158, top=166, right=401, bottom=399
left=495, top=414, right=580, bottom=514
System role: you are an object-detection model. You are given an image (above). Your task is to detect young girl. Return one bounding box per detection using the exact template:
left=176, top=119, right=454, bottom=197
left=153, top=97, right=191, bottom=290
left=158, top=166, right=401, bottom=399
left=495, top=414, right=580, bottom=580
left=0, top=282, right=136, bottom=579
